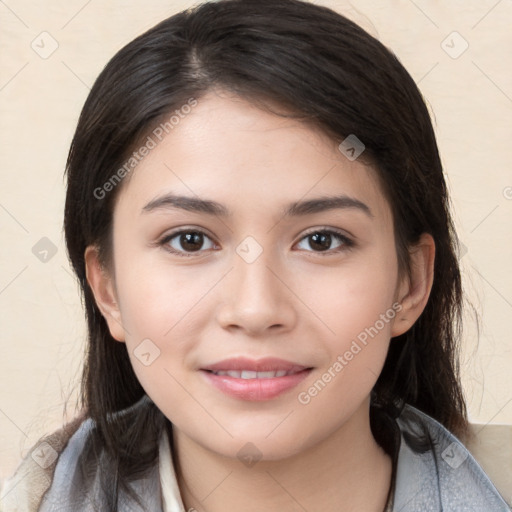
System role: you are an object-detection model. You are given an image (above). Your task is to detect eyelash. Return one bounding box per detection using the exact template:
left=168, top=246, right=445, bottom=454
left=158, top=227, right=355, bottom=258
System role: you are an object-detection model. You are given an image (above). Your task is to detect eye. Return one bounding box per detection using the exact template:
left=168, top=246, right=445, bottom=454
left=295, top=229, right=354, bottom=254
left=160, top=229, right=217, bottom=257
left=159, top=227, right=354, bottom=258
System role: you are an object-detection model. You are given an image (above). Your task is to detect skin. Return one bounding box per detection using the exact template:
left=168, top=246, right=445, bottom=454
left=85, top=89, right=435, bottom=512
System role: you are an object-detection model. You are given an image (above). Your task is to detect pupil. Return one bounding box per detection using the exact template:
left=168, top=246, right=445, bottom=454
left=310, top=232, right=330, bottom=251
left=181, top=232, right=202, bottom=251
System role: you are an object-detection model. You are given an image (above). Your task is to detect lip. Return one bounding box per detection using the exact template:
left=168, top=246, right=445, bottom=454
left=202, top=357, right=307, bottom=373
left=200, top=357, right=312, bottom=401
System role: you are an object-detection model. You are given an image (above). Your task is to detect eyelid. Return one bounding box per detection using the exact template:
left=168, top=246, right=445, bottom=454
left=298, top=224, right=355, bottom=240
left=298, top=225, right=354, bottom=241
left=159, top=226, right=216, bottom=243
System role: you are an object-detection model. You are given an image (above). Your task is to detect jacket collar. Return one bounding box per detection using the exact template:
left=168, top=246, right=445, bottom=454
left=157, top=401, right=510, bottom=511
left=3, top=395, right=508, bottom=511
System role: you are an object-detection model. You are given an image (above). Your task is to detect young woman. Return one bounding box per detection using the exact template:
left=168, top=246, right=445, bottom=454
left=2, top=0, right=510, bottom=510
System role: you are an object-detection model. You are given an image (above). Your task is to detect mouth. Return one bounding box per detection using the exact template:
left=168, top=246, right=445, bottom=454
left=207, top=369, right=301, bottom=379
left=200, top=357, right=313, bottom=400
left=202, top=356, right=309, bottom=373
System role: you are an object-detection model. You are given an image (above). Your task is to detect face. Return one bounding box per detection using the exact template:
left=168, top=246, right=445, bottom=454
left=87, top=89, right=426, bottom=462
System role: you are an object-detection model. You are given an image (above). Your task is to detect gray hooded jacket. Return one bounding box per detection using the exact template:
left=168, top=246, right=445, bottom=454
left=1, top=395, right=510, bottom=511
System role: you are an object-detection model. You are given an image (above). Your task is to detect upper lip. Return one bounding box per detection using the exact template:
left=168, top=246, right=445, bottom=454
left=201, top=357, right=309, bottom=373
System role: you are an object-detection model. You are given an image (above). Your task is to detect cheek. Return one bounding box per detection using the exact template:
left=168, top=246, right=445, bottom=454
left=299, top=249, right=399, bottom=343
left=114, top=250, right=212, bottom=341
left=111, top=252, right=212, bottom=397
left=297, top=246, right=399, bottom=394
left=294, top=274, right=398, bottom=434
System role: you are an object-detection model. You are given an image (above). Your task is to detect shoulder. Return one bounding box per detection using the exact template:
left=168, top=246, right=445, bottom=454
left=393, top=404, right=511, bottom=511
left=0, top=411, right=88, bottom=512
left=1, top=395, right=162, bottom=512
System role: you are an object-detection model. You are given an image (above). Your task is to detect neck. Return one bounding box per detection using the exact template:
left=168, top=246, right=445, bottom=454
left=172, top=403, right=393, bottom=512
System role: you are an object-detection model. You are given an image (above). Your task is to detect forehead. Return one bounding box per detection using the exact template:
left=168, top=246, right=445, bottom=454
left=113, top=90, right=391, bottom=224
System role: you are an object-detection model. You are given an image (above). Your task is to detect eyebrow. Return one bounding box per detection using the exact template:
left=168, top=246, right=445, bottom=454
left=141, top=193, right=373, bottom=218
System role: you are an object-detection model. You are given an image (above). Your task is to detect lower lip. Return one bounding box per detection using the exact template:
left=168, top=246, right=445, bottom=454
left=201, top=369, right=312, bottom=401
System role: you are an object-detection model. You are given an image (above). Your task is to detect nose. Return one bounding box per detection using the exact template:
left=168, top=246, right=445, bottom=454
left=216, top=246, right=297, bottom=337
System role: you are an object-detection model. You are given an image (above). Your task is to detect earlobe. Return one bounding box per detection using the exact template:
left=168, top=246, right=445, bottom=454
left=84, top=245, right=126, bottom=342
left=391, top=233, right=435, bottom=337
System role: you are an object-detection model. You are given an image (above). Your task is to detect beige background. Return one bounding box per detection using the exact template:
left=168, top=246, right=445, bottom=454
left=1, top=0, right=511, bottom=498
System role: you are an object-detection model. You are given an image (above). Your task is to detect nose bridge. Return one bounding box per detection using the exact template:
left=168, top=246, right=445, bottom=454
left=233, top=238, right=282, bottom=310
left=216, top=237, right=295, bottom=334
left=237, top=245, right=277, bottom=299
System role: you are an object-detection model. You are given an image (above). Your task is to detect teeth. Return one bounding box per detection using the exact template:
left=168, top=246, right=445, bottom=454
left=211, top=370, right=297, bottom=379
left=258, top=371, right=277, bottom=378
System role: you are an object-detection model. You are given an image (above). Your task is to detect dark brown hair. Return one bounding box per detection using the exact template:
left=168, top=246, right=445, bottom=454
left=62, top=0, right=469, bottom=507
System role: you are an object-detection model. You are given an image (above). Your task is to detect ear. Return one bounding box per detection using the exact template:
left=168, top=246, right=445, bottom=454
left=391, top=233, right=435, bottom=337
left=84, top=245, right=126, bottom=342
